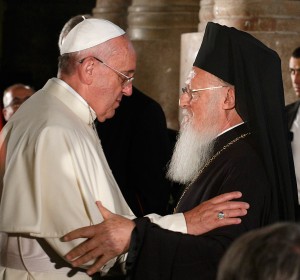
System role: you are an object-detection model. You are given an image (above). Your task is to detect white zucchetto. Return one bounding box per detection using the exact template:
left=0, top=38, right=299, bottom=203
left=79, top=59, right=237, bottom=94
left=60, top=18, right=125, bottom=55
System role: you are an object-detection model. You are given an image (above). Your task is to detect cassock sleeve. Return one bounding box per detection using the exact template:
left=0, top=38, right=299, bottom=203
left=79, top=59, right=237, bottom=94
left=126, top=218, right=225, bottom=280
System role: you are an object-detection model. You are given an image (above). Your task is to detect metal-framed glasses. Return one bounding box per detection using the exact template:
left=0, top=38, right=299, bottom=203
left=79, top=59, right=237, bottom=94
left=181, top=85, right=228, bottom=101
left=79, top=56, right=134, bottom=87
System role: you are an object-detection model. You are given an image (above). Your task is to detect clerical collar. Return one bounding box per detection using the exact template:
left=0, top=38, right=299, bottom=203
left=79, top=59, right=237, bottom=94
left=217, top=122, right=244, bottom=137
left=53, top=78, right=96, bottom=120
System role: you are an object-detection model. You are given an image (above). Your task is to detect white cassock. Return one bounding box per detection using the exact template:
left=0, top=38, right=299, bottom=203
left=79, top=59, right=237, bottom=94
left=0, top=78, right=186, bottom=280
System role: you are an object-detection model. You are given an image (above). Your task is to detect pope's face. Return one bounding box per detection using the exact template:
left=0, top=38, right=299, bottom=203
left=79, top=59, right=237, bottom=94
left=88, top=37, right=136, bottom=122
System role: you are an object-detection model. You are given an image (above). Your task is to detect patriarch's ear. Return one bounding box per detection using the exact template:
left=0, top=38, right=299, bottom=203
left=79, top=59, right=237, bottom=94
left=223, top=87, right=235, bottom=110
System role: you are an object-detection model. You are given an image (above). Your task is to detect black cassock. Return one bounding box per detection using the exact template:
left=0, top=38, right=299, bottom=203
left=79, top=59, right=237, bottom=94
left=96, top=87, right=172, bottom=217
left=127, top=124, right=275, bottom=280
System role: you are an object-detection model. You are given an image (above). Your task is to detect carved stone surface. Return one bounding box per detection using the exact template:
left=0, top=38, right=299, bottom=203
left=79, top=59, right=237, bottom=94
left=181, top=0, right=300, bottom=107
left=128, top=0, right=199, bottom=40
left=214, top=0, right=300, bottom=33
left=127, top=0, right=199, bottom=129
left=199, top=0, right=215, bottom=31
left=181, top=31, right=300, bottom=104
left=93, top=0, right=132, bottom=30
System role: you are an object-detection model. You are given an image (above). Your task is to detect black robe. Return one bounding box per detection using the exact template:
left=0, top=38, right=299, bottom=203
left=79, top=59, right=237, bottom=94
left=127, top=124, right=275, bottom=280
left=96, top=87, right=173, bottom=216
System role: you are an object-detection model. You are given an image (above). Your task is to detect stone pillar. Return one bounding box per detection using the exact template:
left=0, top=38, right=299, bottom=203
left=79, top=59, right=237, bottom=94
left=92, top=0, right=132, bottom=30
left=181, top=0, right=300, bottom=105
left=214, top=0, right=300, bottom=104
left=127, top=0, right=199, bottom=130
left=198, top=0, right=215, bottom=31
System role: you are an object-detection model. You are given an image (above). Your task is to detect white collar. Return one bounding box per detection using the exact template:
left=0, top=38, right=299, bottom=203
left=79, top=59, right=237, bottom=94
left=53, top=78, right=96, bottom=117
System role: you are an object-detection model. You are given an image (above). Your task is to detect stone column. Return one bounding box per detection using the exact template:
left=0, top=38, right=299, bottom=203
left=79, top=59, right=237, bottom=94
left=181, top=0, right=300, bottom=105
left=127, top=0, right=199, bottom=129
left=214, top=0, right=300, bottom=104
left=92, top=0, right=132, bottom=30
left=198, top=0, right=215, bottom=31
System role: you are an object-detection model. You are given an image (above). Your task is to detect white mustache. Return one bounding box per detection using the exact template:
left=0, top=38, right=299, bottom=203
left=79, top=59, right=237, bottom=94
left=181, top=109, right=194, bottom=127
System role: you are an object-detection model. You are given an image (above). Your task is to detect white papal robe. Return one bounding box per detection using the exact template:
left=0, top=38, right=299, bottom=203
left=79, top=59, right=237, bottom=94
left=0, top=78, right=186, bottom=280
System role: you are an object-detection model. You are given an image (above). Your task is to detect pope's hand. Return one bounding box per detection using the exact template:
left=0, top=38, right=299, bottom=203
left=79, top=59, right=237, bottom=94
left=63, top=201, right=135, bottom=276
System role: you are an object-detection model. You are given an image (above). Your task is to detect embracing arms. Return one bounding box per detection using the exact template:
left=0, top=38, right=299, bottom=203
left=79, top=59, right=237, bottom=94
left=63, top=191, right=249, bottom=275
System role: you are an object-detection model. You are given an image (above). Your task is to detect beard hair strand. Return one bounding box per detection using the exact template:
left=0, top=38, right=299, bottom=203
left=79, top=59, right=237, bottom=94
left=167, top=94, right=221, bottom=185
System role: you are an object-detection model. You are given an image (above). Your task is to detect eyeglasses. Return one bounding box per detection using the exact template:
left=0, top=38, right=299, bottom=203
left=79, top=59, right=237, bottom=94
left=79, top=56, right=134, bottom=87
left=181, top=85, right=228, bottom=101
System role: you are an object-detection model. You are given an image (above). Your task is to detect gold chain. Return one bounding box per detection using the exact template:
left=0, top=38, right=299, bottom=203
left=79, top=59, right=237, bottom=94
left=173, top=132, right=251, bottom=213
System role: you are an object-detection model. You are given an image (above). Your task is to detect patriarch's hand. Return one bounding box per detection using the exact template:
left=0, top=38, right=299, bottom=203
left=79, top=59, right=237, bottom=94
left=184, top=191, right=249, bottom=235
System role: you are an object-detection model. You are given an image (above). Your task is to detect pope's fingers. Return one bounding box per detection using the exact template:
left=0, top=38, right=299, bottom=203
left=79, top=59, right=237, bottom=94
left=96, top=201, right=113, bottom=220
left=69, top=248, right=103, bottom=267
left=86, top=255, right=114, bottom=276
left=63, top=225, right=96, bottom=242
left=65, top=233, right=100, bottom=262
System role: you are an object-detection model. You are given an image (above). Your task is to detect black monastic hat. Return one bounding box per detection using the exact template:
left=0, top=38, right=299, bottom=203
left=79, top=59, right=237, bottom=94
left=193, top=22, right=297, bottom=221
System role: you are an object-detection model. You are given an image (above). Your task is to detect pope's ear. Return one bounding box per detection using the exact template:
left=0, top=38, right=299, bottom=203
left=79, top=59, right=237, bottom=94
left=78, top=57, right=94, bottom=84
left=223, top=87, right=235, bottom=110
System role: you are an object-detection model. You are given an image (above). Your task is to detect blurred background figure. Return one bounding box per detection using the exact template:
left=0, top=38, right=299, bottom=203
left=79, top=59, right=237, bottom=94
left=0, top=108, right=3, bottom=130
left=286, top=47, right=300, bottom=218
left=286, top=47, right=300, bottom=129
left=2, top=83, right=35, bottom=121
left=289, top=47, right=300, bottom=100
left=217, top=222, right=300, bottom=280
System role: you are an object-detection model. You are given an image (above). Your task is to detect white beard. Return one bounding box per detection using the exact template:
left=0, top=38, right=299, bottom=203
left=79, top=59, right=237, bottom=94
left=167, top=102, right=220, bottom=185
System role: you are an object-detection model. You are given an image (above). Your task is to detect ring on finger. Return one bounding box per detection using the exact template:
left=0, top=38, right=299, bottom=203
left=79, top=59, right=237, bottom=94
left=217, top=211, right=225, bottom=220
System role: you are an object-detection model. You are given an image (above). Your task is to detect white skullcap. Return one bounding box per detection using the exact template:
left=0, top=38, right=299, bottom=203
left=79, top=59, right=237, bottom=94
left=60, top=18, right=125, bottom=55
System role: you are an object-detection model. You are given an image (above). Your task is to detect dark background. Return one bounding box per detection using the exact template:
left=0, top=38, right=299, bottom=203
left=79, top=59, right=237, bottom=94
left=0, top=0, right=96, bottom=94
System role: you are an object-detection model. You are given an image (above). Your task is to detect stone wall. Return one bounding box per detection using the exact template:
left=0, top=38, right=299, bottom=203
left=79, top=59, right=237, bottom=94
left=181, top=0, right=300, bottom=108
